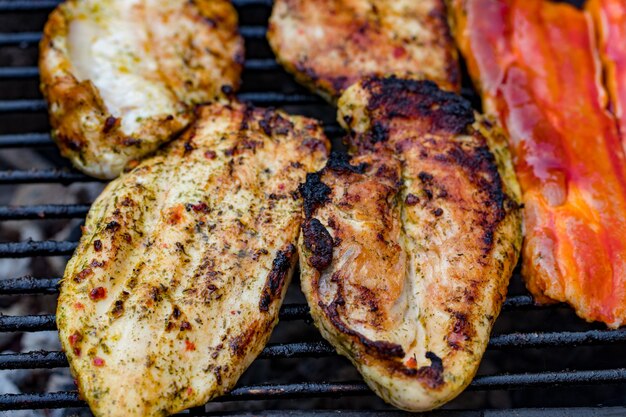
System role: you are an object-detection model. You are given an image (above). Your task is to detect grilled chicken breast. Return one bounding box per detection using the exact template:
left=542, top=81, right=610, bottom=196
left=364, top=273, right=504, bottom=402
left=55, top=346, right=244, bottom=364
left=267, top=0, right=460, bottom=102
left=298, top=77, right=521, bottom=411
left=57, top=103, right=329, bottom=417
left=449, top=0, right=626, bottom=327
left=39, top=0, right=244, bottom=179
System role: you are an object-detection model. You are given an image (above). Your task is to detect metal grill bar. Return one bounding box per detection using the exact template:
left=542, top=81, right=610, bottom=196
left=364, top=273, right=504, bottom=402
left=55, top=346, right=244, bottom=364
left=0, top=26, right=267, bottom=46
left=0, top=133, right=52, bottom=147
left=0, top=66, right=38, bottom=79
left=0, top=277, right=58, bottom=294
left=0, top=170, right=99, bottom=185
left=0, top=0, right=273, bottom=11
left=0, top=204, right=90, bottom=220
left=3, top=369, right=626, bottom=411
left=0, top=240, right=77, bottom=257
left=0, top=99, right=46, bottom=113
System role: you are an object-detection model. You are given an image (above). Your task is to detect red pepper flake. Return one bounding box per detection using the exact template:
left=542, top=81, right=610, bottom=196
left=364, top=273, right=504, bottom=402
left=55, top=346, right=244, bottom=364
left=89, top=287, right=107, bottom=301
left=393, top=46, right=406, bottom=58
left=405, top=356, right=417, bottom=369
left=74, top=302, right=84, bottom=310
left=90, top=259, right=105, bottom=268
left=93, top=240, right=102, bottom=252
left=73, top=267, right=93, bottom=283
left=191, top=202, right=209, bottom=213
left=187, top=387, right=194, bottom=395
left=68, top=331, right=82, bottom=346
left=405, top=194, right=420, bottom=206
left=185, top=340, right=196, bottom=351
left=278, top=183, right=285, bottom=191
left=167, top=205, right=184, bottom=225
left=93, top=357, right=105, bottom=367
left=204, top=150, right=217, bottom=159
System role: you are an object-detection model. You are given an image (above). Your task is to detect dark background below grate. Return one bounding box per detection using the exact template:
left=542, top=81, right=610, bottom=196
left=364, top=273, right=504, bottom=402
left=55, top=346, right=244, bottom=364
left=1, top=0, right=625, bottom=415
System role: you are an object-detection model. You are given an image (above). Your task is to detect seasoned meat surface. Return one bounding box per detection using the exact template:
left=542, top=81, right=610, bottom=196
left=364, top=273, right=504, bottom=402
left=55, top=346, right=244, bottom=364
left=57, top=103, right=329, bottom=417
left=450, top=0, right=626, bottom=327
left=39, top=0, right=244, bottom=178
left=267, top=0, right=459, bottom=102
left=298, top=77, right=521, bottom=411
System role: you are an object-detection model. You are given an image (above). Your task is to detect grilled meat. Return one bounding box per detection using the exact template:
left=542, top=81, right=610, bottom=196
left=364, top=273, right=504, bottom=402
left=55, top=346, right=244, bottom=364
left=588, top=0, right=626, bottom=141
left=449, top=0, right=626, bottom=327
left=39, top=0, right=244, bottom=179
left=298, top=77, right=521, bottom=411
left=267, top=0, right=460, bottom=102
left=57, top=102, right=330, bottom=417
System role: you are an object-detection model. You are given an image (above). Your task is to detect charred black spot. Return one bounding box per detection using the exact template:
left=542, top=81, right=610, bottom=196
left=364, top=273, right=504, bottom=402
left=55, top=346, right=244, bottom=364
left=105, top=221, right=120, bottom=232
left=405, top=194, right=420, bottom=206
left=362, top=76, right=474, bottom=134
left=229, top=327, right=256, bottom=357
left=93, top=240, right=102, bottom=252
left=444, top=143, right=509, bottom=253
left=321, top=295, right=405, bottom=358
left=302, top=219, right=334, bottom=271
left=326, top=152, right=367, bottom=174
left=221, top=85, right=234, bottom=95
left=259, top=109, right=294, bottom=137
left=413, top=352, right=445, bottom=388
left=368, top=121, right=389, bottom=144
left=299, top=173, right=331, bottom=219
left=330, top=75, right=350, bottom=94
left=103, top=116, right=117, bottom=133
left=173, top=306, right=181, bottom=319
left=259, top=244, right=296, bottom=312
left=60, top=135, right=83, bottom=151
left=295, top=61, right=320, bottom=83
left=184, top=141, right=195, bottom=153
left=111, top=300, right=124, bottom=318
left=433, top=208, right=444, bottom=217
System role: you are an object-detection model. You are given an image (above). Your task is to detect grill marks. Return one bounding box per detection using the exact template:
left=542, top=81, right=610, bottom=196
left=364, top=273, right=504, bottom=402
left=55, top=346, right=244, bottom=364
left=298, top=78, right=521, bottom=410
left=57, top=102, right=329, bottom=417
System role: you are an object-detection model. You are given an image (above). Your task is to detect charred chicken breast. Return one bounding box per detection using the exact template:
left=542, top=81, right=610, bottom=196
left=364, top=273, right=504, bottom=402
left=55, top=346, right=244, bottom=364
left=39, top=0, right=244, bottom=179
left=57, top=103, right=329, bottom=417
left=298, top=77, right=521, bottom=411
left=267, top=0, right=460, bottom=102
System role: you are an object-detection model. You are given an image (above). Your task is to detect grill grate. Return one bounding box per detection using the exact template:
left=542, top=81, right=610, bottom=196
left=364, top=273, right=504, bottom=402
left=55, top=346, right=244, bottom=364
left=0, top=0, right=625, bottom=415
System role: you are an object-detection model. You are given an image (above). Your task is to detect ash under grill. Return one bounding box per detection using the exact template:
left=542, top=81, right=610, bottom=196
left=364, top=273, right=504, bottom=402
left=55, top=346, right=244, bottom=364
left=0, top=0, right=625, bottom=415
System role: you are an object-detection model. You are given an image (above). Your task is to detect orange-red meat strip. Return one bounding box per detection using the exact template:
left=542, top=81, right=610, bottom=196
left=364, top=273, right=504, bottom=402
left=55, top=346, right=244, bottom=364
left=450, top=0, right=626, bottom=327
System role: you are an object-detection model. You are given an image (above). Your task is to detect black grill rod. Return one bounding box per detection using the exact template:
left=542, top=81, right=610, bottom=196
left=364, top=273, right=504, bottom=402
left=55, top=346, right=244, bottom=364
left=0, top=0, right=273, bottom=11
left=0, top=133, right=52, bottom=148
left=0, top=204, right=90, bottom=220
left=0, top=277, right=59, bottom=294
left=3, top=369, right=626, bottom=410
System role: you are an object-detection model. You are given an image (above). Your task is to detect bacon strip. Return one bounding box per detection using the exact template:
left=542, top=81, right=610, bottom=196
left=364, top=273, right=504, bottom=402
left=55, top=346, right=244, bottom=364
left=588, top=0, right=626, bottom=138
left=449, top=0, right=626, bottom=327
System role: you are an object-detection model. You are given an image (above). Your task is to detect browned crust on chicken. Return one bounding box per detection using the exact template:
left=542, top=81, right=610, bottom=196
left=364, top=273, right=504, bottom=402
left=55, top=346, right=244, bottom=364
left=298, top=77, right=521, bottom=411
left=58, top=102, right=329, bottom=417
left=39, top=0, right=244, bottom=179
left=267, top=0, right=460, bottom=103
